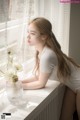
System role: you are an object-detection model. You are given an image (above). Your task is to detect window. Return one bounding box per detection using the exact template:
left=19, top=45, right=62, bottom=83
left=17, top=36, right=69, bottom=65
left=0, top=0, right=36, bottom=74
left=0, top=0, right=70, bottom=76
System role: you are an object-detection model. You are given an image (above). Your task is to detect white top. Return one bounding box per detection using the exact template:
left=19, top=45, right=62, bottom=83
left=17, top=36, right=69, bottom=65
left=39, top=46, right=80, bottom=93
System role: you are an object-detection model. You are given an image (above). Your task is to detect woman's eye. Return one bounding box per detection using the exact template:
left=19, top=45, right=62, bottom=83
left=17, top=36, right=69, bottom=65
left=30, top=33, right=35, bottom=35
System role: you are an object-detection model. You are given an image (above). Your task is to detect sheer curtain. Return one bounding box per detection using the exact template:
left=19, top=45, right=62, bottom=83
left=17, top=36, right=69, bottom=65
left=0, top=0, right=70, bottom=73
left=8, top=0, right=36, bottom=63
left=0, top=0, right=37, bottom=74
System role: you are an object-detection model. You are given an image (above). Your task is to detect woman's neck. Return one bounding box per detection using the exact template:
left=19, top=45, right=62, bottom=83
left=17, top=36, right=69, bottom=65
left=35, top=44, right=45, bottom=54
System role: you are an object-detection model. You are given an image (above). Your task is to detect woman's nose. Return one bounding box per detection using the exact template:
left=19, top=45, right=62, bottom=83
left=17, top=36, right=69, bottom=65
left=27, top=33, right=30, bottom=39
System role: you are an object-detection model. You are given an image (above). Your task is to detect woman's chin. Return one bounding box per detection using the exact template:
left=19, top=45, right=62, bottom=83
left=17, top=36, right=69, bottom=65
left=28, top=43, right=34, bottom=46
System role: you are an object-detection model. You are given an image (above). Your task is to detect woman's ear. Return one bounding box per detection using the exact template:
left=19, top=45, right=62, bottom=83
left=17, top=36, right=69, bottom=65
left=42, top=35, right=48, bottom=40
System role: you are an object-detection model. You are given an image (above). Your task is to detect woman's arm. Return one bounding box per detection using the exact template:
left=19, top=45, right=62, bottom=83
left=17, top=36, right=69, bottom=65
left=22, top=48, right=54, bottom=89
left=22, top=76, right=38, bottom=83
left=22, top=72, right=51, bottom=90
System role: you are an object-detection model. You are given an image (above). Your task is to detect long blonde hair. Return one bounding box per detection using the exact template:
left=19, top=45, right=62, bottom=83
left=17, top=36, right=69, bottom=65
left=29, top=17, right=80, bottom=80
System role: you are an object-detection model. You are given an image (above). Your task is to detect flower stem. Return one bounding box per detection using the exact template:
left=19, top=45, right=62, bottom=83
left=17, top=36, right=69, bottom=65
left=0, top=70, right=5, bottom=75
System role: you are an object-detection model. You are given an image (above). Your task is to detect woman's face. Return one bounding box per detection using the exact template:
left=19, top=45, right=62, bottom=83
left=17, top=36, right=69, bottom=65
left=27, top=23, right=43, bottom=46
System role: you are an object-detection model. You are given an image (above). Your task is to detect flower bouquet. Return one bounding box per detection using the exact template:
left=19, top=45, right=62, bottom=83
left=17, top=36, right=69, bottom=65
left=0, top=51, right=26, bottom=107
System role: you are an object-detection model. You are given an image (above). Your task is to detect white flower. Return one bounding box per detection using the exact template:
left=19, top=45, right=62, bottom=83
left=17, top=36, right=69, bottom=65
left=0, top=51, right=23, bottom=83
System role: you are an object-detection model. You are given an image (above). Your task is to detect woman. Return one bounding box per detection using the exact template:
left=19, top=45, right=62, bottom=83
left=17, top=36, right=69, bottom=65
left=22, top=17, right=80, bottom=119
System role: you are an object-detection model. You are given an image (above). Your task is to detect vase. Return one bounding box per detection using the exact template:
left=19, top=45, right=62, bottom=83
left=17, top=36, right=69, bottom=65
left=6, top=79, right=27, bottom=107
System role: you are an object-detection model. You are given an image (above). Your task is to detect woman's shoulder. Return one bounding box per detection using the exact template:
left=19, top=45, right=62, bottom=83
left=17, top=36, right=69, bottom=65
left=42, top=46, right=57, bottom=58
left=41, top=46, right=58, bottom=65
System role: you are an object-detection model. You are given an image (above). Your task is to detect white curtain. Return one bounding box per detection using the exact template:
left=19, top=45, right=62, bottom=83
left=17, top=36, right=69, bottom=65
left=0, top=0, right=70, bottom=72
left=0, top=0, right=37, bottom=74
left=9, top=0, right=36, bottom=63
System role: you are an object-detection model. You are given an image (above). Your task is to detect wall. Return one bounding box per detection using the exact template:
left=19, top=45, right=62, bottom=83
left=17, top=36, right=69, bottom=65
left=69, top=4, right=80, bottom=64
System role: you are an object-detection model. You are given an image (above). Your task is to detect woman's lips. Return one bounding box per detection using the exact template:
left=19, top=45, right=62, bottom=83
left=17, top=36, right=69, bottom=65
left=27, top=40, right=31, bottom=43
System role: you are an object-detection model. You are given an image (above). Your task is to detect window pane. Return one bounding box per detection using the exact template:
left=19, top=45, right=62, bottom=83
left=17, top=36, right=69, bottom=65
left=0, top=0, right=9, bottom=23
left=0, top=0, right=35, bottom=23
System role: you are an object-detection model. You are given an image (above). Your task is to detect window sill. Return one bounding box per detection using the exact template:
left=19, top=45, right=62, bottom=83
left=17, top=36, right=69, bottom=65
left=0, top=79, right=65, bottom=120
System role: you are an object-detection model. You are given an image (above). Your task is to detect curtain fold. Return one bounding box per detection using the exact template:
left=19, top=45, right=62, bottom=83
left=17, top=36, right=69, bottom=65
left=0, top=0, right=36, bottom=73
